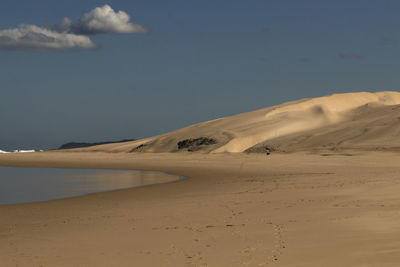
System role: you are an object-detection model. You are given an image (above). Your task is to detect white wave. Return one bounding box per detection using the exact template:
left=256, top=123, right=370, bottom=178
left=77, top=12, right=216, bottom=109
left=13, top=150, right=36, bottom=153
left=0, top=149, right=38, bottom=153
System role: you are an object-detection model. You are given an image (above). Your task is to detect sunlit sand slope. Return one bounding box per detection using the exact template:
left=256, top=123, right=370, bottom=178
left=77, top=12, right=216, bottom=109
left=77, top=91, right=400, bottom=153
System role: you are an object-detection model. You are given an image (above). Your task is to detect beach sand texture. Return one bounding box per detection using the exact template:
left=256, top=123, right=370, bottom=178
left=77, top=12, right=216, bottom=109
left=1, top=91, right=400, bottom=266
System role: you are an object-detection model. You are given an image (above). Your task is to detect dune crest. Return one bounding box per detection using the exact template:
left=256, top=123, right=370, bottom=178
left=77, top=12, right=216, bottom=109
left=215, top=91, right=400, bottom=152
left=77, top=91, right=400, bottom=153
left=265, top=91, right=400, bottom=119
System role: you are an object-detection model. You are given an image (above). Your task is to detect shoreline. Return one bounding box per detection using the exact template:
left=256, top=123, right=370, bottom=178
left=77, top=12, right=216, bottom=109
left=1, top=151, right=400, bottom=266
left=0, top=166, right=186, bottom=206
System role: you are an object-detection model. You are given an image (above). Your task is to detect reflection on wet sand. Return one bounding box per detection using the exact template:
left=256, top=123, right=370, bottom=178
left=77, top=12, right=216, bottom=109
left=0, top=167, right=181, bottom=205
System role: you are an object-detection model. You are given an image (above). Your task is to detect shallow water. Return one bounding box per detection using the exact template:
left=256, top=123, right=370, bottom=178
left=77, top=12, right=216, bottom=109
left=0, top=167, right=181, bottom=205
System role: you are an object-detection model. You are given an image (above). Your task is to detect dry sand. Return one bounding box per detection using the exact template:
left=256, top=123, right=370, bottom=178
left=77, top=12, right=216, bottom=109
left=1, top=150, right=400, bottom=266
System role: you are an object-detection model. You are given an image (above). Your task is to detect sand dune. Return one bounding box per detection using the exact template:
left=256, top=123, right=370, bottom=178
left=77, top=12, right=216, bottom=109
left=74, top=91, right=400, bottom=153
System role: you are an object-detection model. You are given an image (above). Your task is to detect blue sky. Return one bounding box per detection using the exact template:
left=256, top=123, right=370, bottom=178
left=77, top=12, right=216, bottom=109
left=1, top=0, right=400, bottom=150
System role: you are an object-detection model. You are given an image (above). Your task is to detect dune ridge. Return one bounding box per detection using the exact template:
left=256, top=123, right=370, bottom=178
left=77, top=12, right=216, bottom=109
left=75, top=91, right=400, bottom=153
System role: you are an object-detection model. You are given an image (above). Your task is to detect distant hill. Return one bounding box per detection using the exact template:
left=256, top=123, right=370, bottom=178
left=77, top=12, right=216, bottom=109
left=58, top=139, right=135, bottom=150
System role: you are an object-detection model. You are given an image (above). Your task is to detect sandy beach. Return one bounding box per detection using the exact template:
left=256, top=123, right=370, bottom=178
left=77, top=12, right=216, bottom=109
left=1, top=150, right=400, bottom=266
left=3, top=0, right=400, bottom=264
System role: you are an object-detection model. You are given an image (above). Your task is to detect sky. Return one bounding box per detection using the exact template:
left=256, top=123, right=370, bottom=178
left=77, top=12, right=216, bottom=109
left=1, top=0, right=400, bottom=150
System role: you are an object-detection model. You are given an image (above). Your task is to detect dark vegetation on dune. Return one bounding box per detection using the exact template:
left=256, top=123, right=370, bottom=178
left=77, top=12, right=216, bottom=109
left=58, top=139, right=135, bottom=150
left=245, top=145, right=276, bottom=154
left=129, top=137, right=218, bottom=153
left=177, top=137, right=217, bottom=152
left=130, top=143, right=150, bottom=152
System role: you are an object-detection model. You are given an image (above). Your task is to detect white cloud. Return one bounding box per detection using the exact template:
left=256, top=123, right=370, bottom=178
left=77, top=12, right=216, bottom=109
left=0, top=5, right=147, bottom=51
left=53, top=17, right=73, bottom=33
left=68, top=5, right=148, bottom=34
left=0, top=24, right=96, bottom=51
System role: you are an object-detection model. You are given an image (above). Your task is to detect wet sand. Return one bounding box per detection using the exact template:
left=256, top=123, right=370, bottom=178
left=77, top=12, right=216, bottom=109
left=1, top=151, right=400, bottom=266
